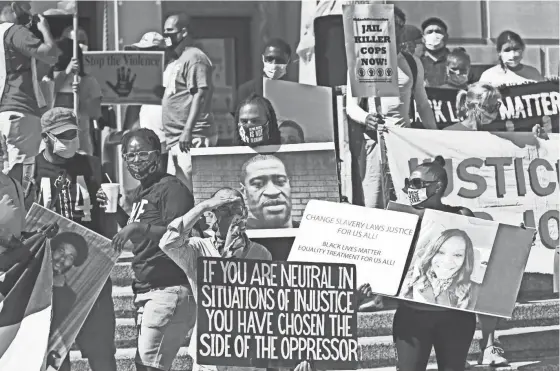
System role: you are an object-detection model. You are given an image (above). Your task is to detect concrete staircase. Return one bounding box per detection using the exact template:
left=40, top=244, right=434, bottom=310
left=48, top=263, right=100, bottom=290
left=69, top=252, right=560, bottom=371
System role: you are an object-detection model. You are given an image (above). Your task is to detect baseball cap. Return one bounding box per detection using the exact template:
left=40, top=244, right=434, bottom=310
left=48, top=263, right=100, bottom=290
left=41, top=107, right=78, bottom=135
left=132, top=32, right=164, bottom=49
left=402, top=25, right=423, bottom=43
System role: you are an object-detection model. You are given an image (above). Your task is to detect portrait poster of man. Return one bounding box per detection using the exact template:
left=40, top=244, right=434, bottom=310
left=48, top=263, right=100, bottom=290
left=191, top=143, right=340, bottom=237
left=24, top=204, right=119, bottom=370
left=389, top=205, right=534, bottom=318
left=264, top=79, right=335, bottom=144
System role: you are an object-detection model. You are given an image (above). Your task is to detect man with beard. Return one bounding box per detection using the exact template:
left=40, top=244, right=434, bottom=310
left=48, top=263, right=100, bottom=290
left=8, top=107, right=117, bottom=371
left=162, top=13, right=215, bottom=193
left=240, top=154, right=297, bottom=229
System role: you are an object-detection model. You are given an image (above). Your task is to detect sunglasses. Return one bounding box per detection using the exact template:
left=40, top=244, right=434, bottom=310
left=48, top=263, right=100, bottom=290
left=480, top=101, right=502, bottom=113
left=405, top=178, right=438, bottom=189
left=213, top=204, right=245, bottom=217
left=122, top=150, right=158, bottom=162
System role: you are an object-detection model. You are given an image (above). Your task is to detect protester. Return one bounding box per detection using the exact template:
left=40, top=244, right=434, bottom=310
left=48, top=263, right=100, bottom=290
left=236, top=38, right=292, bottom=108
left=234, top=93, right=281, bottom=146
left=41, top=37, right=102, bottom=156
left=400, top=24, right=424, bottom=58
left=393, top=156, right=478, bottom=370
left=240, top=154, right=297, bottom=229
left=158, top=187, right=317, bottom=371
left=0, top=4, right=60, bottom=178
left=420, top=17, right=451, bottom=87
left=5, top=107, right=116, bottom=371
left=346, top=6, right=437, bottom=210
left=162, top=13, right=215, bottom=193
left=96, top=128, right=196, bottom=371
left=479, top=30, right=551, bottom=133
left=279, top=119, right=305, bottom=144
left=439, top=48, right=471, bottom=90
left=61, top=25, right=89, bottom=51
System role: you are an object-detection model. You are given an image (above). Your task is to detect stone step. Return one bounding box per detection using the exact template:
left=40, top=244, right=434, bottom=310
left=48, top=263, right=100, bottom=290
left=70, top=326, right=559, bottom=371
left=110, top=261, right=557, bottom=301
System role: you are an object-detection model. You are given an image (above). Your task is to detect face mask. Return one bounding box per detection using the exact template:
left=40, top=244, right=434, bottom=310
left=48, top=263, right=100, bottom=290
left=238, top=122, right=269, bottom=146
left=447, top=71, right=469, bottom=87
left=407, top=187, right=429, bottom=206
left=500, top=52, right=520, bottom=68
left=424, top=33, right=445, bottom=51
left=263, top=60, right=287, bottom=80
left=475, top=107, right=499, bottom=126
left=163, top=32, right=181, bottom=48
left=49, top=134, right=79, bottom=159
left=126, top=158, right=159, bottom=180
left=79, top=43, right=88, bottom=52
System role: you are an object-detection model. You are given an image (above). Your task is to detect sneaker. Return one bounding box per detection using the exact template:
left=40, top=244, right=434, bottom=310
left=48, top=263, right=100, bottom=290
left=478, top=345, right=509, bottom=366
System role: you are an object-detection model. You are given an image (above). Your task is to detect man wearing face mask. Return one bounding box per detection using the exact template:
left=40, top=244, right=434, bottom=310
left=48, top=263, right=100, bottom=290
left=439, top=48, right=471, bottom=90
left=420, top=17, right=452, bottom=87
left=7, top=107, right=118, bottom=371
left=235, top=38, right=292, bottom=109
left=162, top=13, right=215, bottom=194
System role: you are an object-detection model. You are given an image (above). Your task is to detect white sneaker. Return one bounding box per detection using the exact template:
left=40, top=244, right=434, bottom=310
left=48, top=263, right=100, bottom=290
left=478, top=346, right=509, bottom=366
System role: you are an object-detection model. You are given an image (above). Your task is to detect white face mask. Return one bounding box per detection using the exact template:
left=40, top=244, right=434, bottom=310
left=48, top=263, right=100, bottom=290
left=407, top=187, right=429, bottom=206
left=424, top=33, right=445, bottom=51
left=263, top=58, right=287, bottom=80
left=49, top=134, right=79, bottom=159
left=79, top=43, right=88, bottom=52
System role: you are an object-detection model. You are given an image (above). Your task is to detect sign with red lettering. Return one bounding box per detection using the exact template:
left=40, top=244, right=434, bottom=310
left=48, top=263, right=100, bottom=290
left=385, top=129, right=559, bottom=274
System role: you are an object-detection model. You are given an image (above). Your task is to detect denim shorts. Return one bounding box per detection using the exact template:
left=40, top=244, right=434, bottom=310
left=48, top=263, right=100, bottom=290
left=134, top=285, right=196, bottom=370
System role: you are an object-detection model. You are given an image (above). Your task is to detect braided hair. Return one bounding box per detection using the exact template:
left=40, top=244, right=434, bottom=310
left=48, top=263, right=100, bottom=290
left=234, top=94, right=281, bottom=146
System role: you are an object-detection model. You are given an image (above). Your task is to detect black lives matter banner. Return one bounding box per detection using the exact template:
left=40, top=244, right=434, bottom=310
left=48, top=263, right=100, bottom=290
left=196, top=258, right=358, bottom=369
left=417, top=80, right=560, bottom=132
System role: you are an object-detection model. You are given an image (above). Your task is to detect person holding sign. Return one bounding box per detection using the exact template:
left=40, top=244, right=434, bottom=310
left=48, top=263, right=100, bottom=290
left=479, top=30, right=551, bottom=133
left=234, top=94, right=281, bottom=146
left=346, top=6, right=437, bottom=209
left=9, top=107, right=118, bottom=371
left=158, top=188, right=317, bottom=371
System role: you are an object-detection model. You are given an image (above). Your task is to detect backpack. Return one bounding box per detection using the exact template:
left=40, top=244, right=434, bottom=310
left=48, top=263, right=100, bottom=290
left=359, top=51, right=418, bottom=127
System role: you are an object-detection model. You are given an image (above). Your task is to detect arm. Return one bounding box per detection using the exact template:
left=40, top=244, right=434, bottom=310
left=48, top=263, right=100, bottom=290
left=413, top=57, right=438, bottom=130
left=11, top=25, right=58, bottom=65
left=345, top=73, right=369, bottom=126
left=182, top=62, right=212, bottom=137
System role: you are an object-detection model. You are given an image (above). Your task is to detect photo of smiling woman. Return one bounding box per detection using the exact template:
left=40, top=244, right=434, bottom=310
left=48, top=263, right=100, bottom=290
left=401, top=228, right=476, bottom=310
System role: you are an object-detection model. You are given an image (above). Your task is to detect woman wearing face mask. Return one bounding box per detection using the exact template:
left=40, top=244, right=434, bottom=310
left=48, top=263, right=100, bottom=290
left=401, top=229, right=477, bottom=310
left=96, top=128, right=198, bottom=371
left=233, top=94, right=281, bottom=147
left=40, top=38, right=102, bottom=156
left=440, top=48, right=471, bottom=90
left=393, top=156, right=479, bottom=371
left=479, top=30, right=551, bottom=133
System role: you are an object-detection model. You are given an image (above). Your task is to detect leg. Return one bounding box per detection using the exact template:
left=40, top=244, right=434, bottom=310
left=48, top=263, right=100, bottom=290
left=360, top=139, right=384, bottom=209
left=135, top=285, right=197, bottom=371
left=392, top=305, right=435, bottom=371
left=432, top=310, right=476, bottom=371
left=477, top=314, right=508, bottom=366
left=167, top=144, right=193, bottom=193
left=75, top=278, right=117, bottom=371
left=0, top=112, right=41, bottom=174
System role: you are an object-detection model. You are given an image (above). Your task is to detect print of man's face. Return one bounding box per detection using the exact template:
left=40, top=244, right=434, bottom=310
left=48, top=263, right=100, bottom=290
left=431, top=236, right=466, bottom=279
left=52, top=242, right=78, bottom=276
left=242, top=157, right=292, bottom=228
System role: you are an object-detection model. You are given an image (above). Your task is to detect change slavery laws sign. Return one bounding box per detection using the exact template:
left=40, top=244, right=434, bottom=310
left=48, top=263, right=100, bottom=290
left=196, top=258, right=358, bottom=369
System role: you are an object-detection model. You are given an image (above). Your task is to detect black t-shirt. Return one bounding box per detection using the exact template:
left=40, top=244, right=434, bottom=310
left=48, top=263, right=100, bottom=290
left=28, top=153, right=103, bottom=234
left=128, top=174, right=194, bottom=293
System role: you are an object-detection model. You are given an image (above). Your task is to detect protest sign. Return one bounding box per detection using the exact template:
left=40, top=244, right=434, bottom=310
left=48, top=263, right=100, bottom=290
left=196, top=257, right=358, bottom=369
left=388, top=205, right=534, bottom=318
left=24, top=204, right=119, bottom=370
left=415, top=80, right=560, bottom=131
left=191, top=143, right=340, bottom=237
left=83, top=51, right=164, bottom=105
left=288, top=200, right=418, bottom=296
left=384, top=128, right=559, bottom=274
left=342, top=3, right=399, bottom=97
left=264, top=79, right=335, bottom=143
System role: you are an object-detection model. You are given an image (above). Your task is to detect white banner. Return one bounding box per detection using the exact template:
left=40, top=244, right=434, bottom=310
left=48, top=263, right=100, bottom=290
left=385, top=128, right=559, bottom=274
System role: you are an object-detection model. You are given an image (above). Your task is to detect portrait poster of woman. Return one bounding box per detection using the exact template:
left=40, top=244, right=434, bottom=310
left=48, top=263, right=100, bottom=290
left=399, top=209, right=499, bottom=311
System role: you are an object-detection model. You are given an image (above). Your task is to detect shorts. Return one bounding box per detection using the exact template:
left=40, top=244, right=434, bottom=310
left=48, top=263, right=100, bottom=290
left=134, top=285, right=196, bottom=370
left=0, top=111, right=41, bottom=173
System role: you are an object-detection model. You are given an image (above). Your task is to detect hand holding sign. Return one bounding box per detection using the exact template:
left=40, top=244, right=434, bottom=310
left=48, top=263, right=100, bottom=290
left=106, top=66, right=137, bottom=97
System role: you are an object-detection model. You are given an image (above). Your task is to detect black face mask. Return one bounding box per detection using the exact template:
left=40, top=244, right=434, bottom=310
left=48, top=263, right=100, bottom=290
left=163, top=32, right=181, bottom=48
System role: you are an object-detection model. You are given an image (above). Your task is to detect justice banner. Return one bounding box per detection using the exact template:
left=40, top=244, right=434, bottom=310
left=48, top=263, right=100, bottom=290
left=342, top=3, right=399, bottom=97
left=196, top=258, right=358, bottom=370
left=384, top=128, right=559, bottom=274
left=83, top=51, right=165, bottom=105
left=416, top=80, right=560, bottom=131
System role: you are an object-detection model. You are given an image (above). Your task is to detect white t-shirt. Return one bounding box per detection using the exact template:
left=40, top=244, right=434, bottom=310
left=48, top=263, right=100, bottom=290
left=479, top=64, right=544, bottom=87
left=0, top=173, right=25, bottom=239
